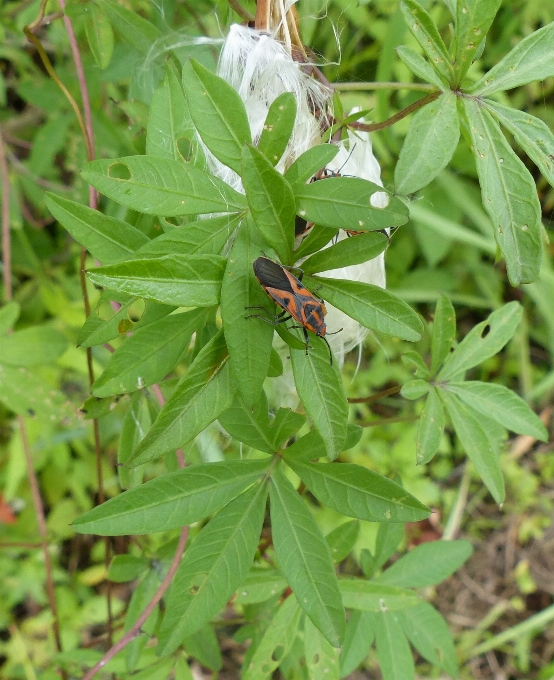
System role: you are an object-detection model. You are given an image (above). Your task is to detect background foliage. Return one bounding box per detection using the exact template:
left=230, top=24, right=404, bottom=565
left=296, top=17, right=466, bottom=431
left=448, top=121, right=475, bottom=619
left=0, top=0, right=553, bottom=678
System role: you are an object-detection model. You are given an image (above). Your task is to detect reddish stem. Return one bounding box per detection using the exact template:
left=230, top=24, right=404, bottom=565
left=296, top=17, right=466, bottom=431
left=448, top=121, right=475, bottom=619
left=0, top=132, right=12, bottom=301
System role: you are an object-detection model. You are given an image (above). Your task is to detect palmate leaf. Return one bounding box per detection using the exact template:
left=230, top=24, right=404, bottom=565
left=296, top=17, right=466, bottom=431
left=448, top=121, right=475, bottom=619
left=241, top=145, right=295, bottom=263
left=445, top=382, right=547, bottom=440
left=219, top=392, right=275, bottom=454
left=135, top=213, right=242, bottom=258
left=234, top=567, right=287, bottom=605
left=45, top=193, right=149, bottom=265
left=339, top=611, right=376, bottom=677
left=304, top=617, right=340, bottom=680
left=242, top=595, right=302, bottom=680
left=81, top=156, right=246, bottom=216
left=146, top=67, right=195, bottom=163
left=270, top=465, right=345, bottom=647
left=117, top=394, right=149, bottom=490
left=470, top=22, right=554, bottom=96
left=430, top=293, right=456, bottom=374
left=416, top=387, right=445, bottom=465
left=257, top=92, right=297, bottom=166
left=183, top=59, right=251, bottom=174
left=376, top=539, right=472, bottom=588
left=72, top=459, right=270, bottom=535
left=284, top=424, right=363, bottom=462
left=92, top=308, right=207, bottom=397
left=183, top=624, right=223, bottom=672
left=397, top=603, right=459, bottom=677
left=294, top=177, right=409, bottom=232
left=301, top=231, right=388, bottom=274
left=284, top=144, right=339, bottom=188
left=326, top=520, right=360, bottom=563
left=158, top=481, right=268, bottom=654
left=85, top=4, right=114, bottom=70
left=129, top=330, right=236, bottom=464
left=394, top=91, right=460, bottom=195
left=395, top=45, right=446, bottom=91
left=440, top=390, right=505, bottom=503
left=221, top=218, right=274, bottom=407
left=339, top=580, right=419, bottom=612
left=87, top=254, right=226, bottom=307
left=400, top=0, right=453, bottom=82
left=464, top=100, right=542, bottom=285
left=453, top=0, right=502, bottom=83
left=96, top=0, right=161, bottom=54
left=306, top=275, right=423, bottom=342
left=375, top=611, right=415, bottom=680
left=437, top=301, right=521, bottom=381
left=290, top=335, right=348, bottom=461
left=483, top=100, right=554, bottom=189
left=284, top=457, right=430, bottom=523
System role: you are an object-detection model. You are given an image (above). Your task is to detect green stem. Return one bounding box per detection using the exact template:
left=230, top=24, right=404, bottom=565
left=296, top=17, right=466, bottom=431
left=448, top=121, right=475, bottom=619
left=350, top=91, right=441, bottom=132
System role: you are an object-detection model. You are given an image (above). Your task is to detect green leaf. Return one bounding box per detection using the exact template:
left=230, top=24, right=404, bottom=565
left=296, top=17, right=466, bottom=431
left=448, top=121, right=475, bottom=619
left=242, top=595, right=302, bottom=680
left=431, top=293, right=456, bottom=374
left=293, top=223, right=337, bottom=261
left=369, top=522, right=406, bottom=575
left=117, top=394, right=149, bottom=489
left=183, top=59, right=251, bottom=174
left=269, top=408, right=306, bottom=449
left=400, top=379, right=429, bottom=400
left=130, top=330, right=236, bottom=464
left=85, top=4, right=114, bottom=70
left=221, top=218, right=274, bottom=406
left=483, top=100, right=554, bottom=189
left=78, top=293, right=174, bottom=348
left=257, top=92, right=297, bottom=166
left=0, top=301, right=20, bottom=335
left=470, top=22, right=554, bottom=96
left=87, top=255, right=225, bottom=307
left=437, top=301, right=521, bottom=381
left=267, top=348, right=283, bottom=377
left=136, top=214, right=242, bottom=258
left=45, top=194, right=149, bottom=265
left=394, top=92, right=459, bottom=195
left=81, top=156, right=247, bottom=216
left=304, top=616, right=340, bottom=680
left=400, top=0, right=453, bottom=81
left=183, top=624, right=223, bottom=672
left=301, top=232, right=388, bottom=274
left=96, top=0, right=161, bottom=53
left=284, top=144, right=339, bottom=188
left=146, top=68, right=194, bottom=163
left=453, top=0, right=502, bottom=82
left=0, top=365, right=74, bottom=421
left=284, top=458, right=430, bottom=523
left=464, top=100, right=542, bottom=285
left=339, top=611, right=376, bottom=677
left=402, top=349, right=431, bottom=378
left=306, top=276, right=423, bottom=342
left=376, top=539, right=472, bottom=587
left=397, top=603, right=458, bottom=677
left=72, top=459, right=270, bottom=535
left=440, top=390, right=505, bottom=503
left=0, top=326, right=67, bottom=366
left=235, top=567, right=287, bottom=604
left=284, top=424, right=362, bottom=462
left=326, top=520, right=360, bottom=563
left=108, top=555, right=149, bottom=583
left=270, top=465, right=345, bottom=646
left=339, top=580, right=419, bottom=611
left=219, top=393, right=275, bottom=454
left=395, top=45, right=445, bottom=90
left=375, top=611, right=415, bottom=680
left=241, top=145, right=295, bottom=263
left=93, top=309, right=207, bottom=397
left=295, top=177, right=409, bottom=232
left=290, top=335, right=348, bottom=460
left=158, top=481, right=268, bottom=654
left=124, top=570, right=161, bottom=671
left=445, top=381, right=548, bottom=440
left=416, top=387, right=445, bottom=465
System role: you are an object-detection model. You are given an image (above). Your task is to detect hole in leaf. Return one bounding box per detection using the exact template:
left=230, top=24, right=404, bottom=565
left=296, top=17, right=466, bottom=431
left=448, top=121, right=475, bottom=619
left=272, top=645, right=284, bottom=662
left=177, top=137, right=193, bottom=162
left=97, top=300, right=116, bottom=321
left=108, top=162, right=131, bottom=180
left=164, top=216, right=180, bottom=226
left=127, top=298, right=146, bottom=322
left=312, top=653, right=320, bottom=665
left=480, top=323, right=491, bottom=339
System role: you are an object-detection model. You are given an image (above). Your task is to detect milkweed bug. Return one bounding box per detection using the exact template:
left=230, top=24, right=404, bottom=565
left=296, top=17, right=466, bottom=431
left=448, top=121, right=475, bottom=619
left=246, top=256, right=341, bottom=365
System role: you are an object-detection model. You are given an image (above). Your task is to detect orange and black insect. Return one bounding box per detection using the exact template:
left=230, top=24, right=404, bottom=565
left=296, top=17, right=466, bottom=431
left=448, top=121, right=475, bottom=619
left=247, top=256, right=340, bottom=365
